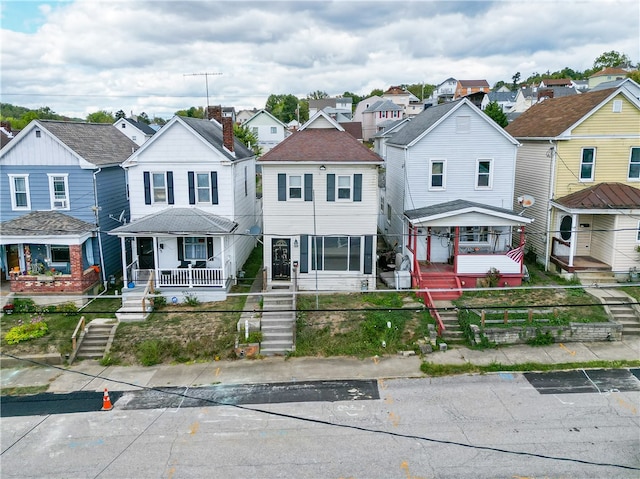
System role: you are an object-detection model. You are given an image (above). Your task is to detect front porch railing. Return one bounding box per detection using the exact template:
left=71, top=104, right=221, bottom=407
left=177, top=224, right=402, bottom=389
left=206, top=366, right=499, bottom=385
left=153, top=267, right=225, bottom=287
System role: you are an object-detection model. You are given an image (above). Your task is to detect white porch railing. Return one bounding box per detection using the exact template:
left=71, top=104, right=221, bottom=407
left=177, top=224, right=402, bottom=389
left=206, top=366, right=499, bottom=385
left=152, top=267, right=225, bottom=288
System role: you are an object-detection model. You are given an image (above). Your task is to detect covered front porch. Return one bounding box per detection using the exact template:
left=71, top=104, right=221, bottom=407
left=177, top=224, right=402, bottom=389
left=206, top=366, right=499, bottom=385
left=110, top=208, right=238, bottom=295
left=548, top=183, right=640, bottom=279
left=404, top=200, right=534, bottom=300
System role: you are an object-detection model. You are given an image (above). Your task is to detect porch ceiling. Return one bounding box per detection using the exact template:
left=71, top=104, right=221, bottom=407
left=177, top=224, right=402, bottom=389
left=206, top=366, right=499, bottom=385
left=404, top=199, right=533, bottom=226
left=110, top=208, right=237, bottom=236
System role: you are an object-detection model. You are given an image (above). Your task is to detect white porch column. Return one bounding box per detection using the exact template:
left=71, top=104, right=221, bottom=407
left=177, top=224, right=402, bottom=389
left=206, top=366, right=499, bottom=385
left=152, top=237, right=158, bottom=278
left=221, top=236, right=227, bottom=280
left=120, top=237, right=128, bottom=285
left=568, top=213, right=578, bottom=268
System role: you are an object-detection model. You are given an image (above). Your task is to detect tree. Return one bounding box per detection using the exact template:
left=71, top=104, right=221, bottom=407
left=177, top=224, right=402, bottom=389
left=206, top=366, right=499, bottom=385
left=115, top=110, right=126, bottom=120
left=492, top=81, right=507, bottom=91
left=86, top=110, right=114, bottom=123
left=233, top=123, right=262, bottom=156
left=484, top=101, right=508, bottom=128
left=342, top=91, right=362, bottom=111
left=307, top=90, right=328, bottom=100
left=151, top=116, right=167, bottom=126
left=265, top=94, right=300, bottom=123
left=511, top=72, right=521, bottom=91
left=627, top=70, right=640, bottom=83
left=593, top=50, right=631, bottom=71
left=368, top=88, right=384, bottom=97
left=175, top=106, right=205, bottom=118
left=137, top=112, right=150, bottom=124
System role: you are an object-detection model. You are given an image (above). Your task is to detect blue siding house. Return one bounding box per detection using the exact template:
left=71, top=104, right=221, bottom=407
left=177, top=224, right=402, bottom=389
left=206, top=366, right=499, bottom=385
left=0, top=120, right=138, bottom=296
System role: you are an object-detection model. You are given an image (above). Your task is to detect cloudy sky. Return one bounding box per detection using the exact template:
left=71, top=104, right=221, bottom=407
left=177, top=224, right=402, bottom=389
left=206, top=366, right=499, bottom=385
left=1, top=0, right=638, bottom=120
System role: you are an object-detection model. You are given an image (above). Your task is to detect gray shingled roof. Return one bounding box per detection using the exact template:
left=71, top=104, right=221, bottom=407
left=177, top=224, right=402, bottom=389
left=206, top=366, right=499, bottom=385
left=178, top=116, right=253, bottom=161
left=39, top=120, right=138, bottom=166
left=0, top=210, right=96, bottom=236
left=386, top=100, right=460, bottom=146
left=363, top=100, right=403, bottom=113
left=110, top=208, right=237, bottom=235
left=125, top=118, right=157, bottom=135
left=405, top=199, right=521, bottom=221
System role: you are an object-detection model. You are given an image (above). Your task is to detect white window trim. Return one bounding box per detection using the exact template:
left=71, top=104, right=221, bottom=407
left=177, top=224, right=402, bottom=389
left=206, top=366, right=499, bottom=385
left=152, top=172, right=167, bottom=204
left=47, top=173, right=70, bottom=210
left=579, top=147, right=596, bottom=182
left=288, top=175, right=302, bottom=200
left=628, top=147, right=640, bottom=181
left=337, top=175, right=352, bottom=201
left=429, top=158, right=447, bottom=191
left=8, top=174, right=31, bottom=210
left=195, top=172, right=211, bottom=204
left=475, top=158, right=493, bottom=190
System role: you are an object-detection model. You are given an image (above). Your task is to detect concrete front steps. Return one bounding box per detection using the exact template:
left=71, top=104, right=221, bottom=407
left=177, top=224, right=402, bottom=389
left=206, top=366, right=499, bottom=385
left=435, top=301, right=465, bottom=343
left=260, top=286, right=296, bottom=356
left=75, top=319, right=118, bottom=360
left=602, top=296, right=640, bottom=336
left=576, top=271, right=617, bottom=286
left=116, top=290, right=152, bottom=322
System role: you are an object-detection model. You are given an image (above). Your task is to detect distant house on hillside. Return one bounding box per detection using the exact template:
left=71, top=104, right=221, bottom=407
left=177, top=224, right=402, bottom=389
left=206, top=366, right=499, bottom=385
left=114, top=117, right=156, bottom=146
left=454, top=80, right=490, bottom=100
left=588, top=67, right=629, bottom=88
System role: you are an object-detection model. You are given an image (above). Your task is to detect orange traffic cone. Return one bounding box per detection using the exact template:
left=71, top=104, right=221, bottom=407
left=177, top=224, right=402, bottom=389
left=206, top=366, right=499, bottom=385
left=101, top=388, right=113, bottom=411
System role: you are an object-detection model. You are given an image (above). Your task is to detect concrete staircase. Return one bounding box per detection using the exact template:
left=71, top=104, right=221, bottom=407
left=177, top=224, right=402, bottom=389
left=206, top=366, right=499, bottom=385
left=601, top=296, right=640, bottom=336
left=116, top=288, right=152, bottom=322
left=576, top=270, right=617, bottom=286
left=75, top=320, right=118, bottom=360
left=435, top=301, right=465, bottom=343
left=260, top=286, right=296, bottom=356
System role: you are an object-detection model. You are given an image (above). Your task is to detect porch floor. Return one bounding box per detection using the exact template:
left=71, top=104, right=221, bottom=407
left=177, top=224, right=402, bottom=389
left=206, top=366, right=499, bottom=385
left=550, top=255, right=611, bottom=273
left=417, top=262, right=455, bottom=275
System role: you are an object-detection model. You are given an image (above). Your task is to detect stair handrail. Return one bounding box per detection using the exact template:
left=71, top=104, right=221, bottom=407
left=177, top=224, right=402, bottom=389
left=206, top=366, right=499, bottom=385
left=71, top=315, right=86, bottom=352
left=422, top=289, right=446, bottom=336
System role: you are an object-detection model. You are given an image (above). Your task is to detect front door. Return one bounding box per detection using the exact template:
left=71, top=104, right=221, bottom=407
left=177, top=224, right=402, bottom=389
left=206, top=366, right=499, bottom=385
left=272, top=238, right=291, bottom=281
left=137, top=237, right=155, bottom=269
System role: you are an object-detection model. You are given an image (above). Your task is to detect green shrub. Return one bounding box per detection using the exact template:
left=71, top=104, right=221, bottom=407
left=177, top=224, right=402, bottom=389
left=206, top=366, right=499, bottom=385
left=527, top=329, right=555, bottom=346
left=13, top=298, right=37, bottom=314
left=5, top=320, right=49, bottom=344
left=152, top=293, right=166, bottom=308
left=56, top=302, right=79, bottom=315
left=136, top=339, right=164, bottom=366
left=183, top=293, right=200, bottom=306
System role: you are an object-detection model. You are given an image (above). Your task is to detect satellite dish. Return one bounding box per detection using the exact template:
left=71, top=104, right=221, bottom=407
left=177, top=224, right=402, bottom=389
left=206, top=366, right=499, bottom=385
left=118, top=210, right=126, bottom=223
left=248, top=225, right=261, bottom=236
left=517, top=194, right=535, bottom=208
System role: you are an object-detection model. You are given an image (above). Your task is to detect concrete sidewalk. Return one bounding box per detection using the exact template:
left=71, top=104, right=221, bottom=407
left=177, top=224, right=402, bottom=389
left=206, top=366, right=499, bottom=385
left=2, top=337, right=638, bottom=394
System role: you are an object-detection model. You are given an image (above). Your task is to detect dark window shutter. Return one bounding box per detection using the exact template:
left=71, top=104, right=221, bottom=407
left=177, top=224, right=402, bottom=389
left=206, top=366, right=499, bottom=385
left=304, top=174, right=313, bottom=201
left=327, top=174, right=335, bottom=202
left=177, top=237, right=184, bottom=261
left=207, top=238, right=214, bottom=260
left=211, top=172, right=219, bottom=204
left=188, top=172, right=195, bottom=205
left=300, top=235, right=308, bottom=273
left=364, top=235, right=373, bottom=274
left=143, top=172, right=151, bottom=205
left=167, top=171, right=174, bottom=204
left=354, top=174, right=362, bottom=202
left=278, top=173, right=286, bottom=201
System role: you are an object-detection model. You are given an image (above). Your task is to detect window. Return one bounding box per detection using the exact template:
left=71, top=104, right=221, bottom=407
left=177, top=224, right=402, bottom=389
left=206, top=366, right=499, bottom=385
left=51, top=245, right=70, bottom=262
left=476, top=159, right=492, bottom=188
left=429, top=159, right=445, bottom=189
left=184, top=237, right=207, bottom=260
left=48, top=174, right=69, bottom=209
left=195, top=173, right=211, bottom=203
left=637, top=221, right=640, bottom=242
left=460, top=226, right=489, bottom=243
left=629, top=147, right=640, bottom=180
left=9, top=174, right=30, bottom=210
left=311, top=236, right=361, bottom=271
left=337, top=176, right=351, bottom=199
left=613, top=100, right=622, bottom=113
left=132, top=135, right=137, bottom=141
left=380, top=196, right=384, bottom=213
left=580, top=148, right=595, bottom=181
left=289, top=175, right=302, bottom=199
left=387, top=204, right=392, bottom=223
left=270, top=126, right=277, bottom=134
left=152, top=173, right=167, bottom=202
left=244, top=166, right=248, bottom=196
left=251, top=127, right=258, bottom=136
left=121, top=123, right=126, bottom=128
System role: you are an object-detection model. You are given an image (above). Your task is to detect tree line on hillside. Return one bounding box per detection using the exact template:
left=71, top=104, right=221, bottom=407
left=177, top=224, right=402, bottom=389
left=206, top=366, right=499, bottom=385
left=2, top=50, right=637, bottom=131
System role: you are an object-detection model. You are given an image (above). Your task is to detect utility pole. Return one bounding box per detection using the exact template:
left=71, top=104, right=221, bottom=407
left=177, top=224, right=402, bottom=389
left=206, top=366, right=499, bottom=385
left=183, top=72, right=223, bottom=117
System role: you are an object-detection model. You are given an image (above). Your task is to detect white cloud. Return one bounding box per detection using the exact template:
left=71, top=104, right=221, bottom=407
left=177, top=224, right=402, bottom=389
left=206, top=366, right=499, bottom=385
left=1, top=0, right=638, bottom=119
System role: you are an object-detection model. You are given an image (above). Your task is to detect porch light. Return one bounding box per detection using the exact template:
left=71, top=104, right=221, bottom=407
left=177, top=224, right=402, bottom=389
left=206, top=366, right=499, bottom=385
left=293, top=239, right=299, bottom=248
left=319, top=165, right=326, bottom=171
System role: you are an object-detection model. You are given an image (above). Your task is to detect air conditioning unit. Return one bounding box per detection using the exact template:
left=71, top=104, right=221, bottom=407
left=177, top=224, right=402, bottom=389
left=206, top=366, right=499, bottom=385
left=53, top=199, right=67, bottom=208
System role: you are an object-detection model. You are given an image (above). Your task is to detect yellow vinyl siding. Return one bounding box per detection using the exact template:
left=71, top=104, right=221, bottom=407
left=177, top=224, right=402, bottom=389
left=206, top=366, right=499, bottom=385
left=571, top=95, right=640, bottom=136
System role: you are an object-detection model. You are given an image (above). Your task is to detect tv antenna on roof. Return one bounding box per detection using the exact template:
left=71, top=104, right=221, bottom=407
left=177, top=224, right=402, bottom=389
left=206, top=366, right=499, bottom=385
left=183, top=72, right=223, bottom=115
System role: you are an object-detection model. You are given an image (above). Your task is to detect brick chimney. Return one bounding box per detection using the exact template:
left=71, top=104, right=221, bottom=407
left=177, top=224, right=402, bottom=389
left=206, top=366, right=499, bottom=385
left=222, top=117, right=234, bottom=152
left=207, top=105, right=223, bottom=123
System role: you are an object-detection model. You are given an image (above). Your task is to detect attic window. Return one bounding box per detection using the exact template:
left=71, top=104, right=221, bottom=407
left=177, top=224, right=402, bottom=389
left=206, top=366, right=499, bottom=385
left=121, top=123, right=126, bottom=128
left=613, top=100, right=622, bottom=113
left=35, top=129, right=41, bottom=138
left=456, top=116, right=470, bottom=134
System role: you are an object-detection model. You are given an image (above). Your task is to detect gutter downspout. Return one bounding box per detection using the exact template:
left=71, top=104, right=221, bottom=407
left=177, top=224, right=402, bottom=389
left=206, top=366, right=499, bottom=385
left=544, top=141, right=557, bottom=271
left=93, top=168, right=107, bottom=289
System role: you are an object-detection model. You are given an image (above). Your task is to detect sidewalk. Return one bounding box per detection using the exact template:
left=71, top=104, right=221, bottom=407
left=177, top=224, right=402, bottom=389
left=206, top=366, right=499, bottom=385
left=2, top=337, right=638, bottom=394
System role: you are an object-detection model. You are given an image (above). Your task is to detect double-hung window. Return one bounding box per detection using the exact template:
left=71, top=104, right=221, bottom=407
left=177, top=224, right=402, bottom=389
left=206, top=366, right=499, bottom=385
left=289, top=175, right=302, bottom=199
left=196, top=173, right=211, bottom=203
left=337, top=176, right=351, bottom=199
left=152, top=173, right=167, bottom=202
left=184, top=237, right=207, bottom=260
left=48, top=174, right=69, bottom=210
left=580, top=148, right=595, bottom=181
left=628, top=147, right=640, bottom=181
left=9, top=174, right=30, bottom=210
left=476, top=159, right=492, bottom=189
left=429, top=159, right=446, bottom=189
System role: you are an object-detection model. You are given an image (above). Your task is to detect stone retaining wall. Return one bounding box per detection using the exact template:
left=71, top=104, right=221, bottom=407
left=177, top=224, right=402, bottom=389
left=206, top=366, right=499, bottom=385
left=470, top=321, right=623, bottom=345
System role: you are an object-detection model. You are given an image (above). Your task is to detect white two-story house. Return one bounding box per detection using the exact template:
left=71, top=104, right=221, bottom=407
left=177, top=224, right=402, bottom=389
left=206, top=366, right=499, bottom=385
left=110, top=115, right=260, bottom=302
left=382, top=98, right=533, bottom=299
left=258, top=111, right=383, bottom=292
left=242, top=109, right=291, bottom=154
